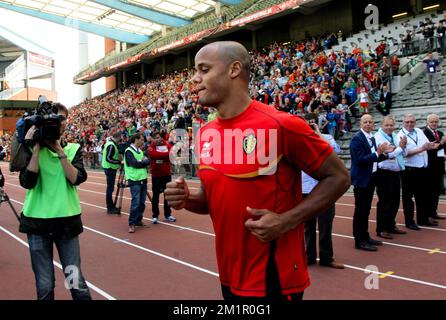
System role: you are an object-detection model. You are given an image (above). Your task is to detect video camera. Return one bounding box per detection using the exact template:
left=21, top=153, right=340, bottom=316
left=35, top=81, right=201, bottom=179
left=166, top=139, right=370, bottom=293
left=22, top=95, right=63, bottom=143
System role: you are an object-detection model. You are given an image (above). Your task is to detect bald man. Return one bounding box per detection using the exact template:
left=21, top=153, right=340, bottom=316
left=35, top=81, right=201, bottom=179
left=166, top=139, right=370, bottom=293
left=350, top=114, right=392, bottom=251
left=165, top=41, right=350, bottom=301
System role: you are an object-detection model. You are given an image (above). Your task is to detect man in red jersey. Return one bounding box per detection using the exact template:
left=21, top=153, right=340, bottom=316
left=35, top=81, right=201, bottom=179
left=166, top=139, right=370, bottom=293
left=147, top=131, right=176, bottom=224
left=165, top=41, right=350, bottom=301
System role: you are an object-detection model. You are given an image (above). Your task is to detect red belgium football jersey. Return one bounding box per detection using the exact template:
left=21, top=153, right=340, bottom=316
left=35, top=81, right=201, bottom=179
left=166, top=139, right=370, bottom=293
left=197, top=100, right=333, bottom=297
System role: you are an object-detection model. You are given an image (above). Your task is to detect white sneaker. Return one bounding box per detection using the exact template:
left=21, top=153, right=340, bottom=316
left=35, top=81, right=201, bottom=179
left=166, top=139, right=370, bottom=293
left=165, top=216, right=176, bottom=222
left=152, top=217, right=158, bottom=224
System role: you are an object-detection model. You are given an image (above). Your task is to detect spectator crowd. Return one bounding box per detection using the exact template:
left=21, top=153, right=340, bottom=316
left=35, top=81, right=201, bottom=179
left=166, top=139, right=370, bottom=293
left=54, top=32, right=395, bottom=171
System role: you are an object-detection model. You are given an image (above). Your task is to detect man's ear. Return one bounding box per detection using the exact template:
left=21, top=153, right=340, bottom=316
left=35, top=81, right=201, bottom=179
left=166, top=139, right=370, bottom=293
left=229, top=61, right=242, bottom=79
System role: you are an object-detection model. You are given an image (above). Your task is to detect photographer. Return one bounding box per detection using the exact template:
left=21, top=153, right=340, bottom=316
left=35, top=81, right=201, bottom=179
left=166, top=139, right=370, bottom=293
left=18, top=102, right=92, bottom=300
left=102, top=131, right=122, bottom=214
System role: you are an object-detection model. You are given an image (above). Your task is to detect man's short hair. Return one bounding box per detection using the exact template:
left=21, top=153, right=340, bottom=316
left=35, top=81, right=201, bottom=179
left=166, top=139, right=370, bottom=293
left=304, top=112, right=318, bottom=121
left=381, top=115, right=395, bottom=124
left=54, top=102, right=68, bottom=116
left=129, top=133, right=142, bottom=143
left=112, top=132, right=121, bottom=140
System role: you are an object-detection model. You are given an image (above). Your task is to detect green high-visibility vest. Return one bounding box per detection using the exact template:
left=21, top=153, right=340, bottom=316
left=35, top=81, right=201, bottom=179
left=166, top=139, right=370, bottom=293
left=101, top=140, right=120, bottom=169
left=124, top=146, right=148, bottom=181
left=23, top=143, right=82, bottom=219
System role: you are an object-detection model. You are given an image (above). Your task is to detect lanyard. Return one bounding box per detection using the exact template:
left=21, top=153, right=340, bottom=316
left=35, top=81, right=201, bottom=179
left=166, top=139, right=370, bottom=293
left=378, top=129, right=394, bottom=145
left=402, top=128, right=418, bottom=145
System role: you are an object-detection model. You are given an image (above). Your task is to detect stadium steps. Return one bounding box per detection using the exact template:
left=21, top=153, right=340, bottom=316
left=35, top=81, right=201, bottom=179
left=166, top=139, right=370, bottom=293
left=391, top=59, right=446, bottom=109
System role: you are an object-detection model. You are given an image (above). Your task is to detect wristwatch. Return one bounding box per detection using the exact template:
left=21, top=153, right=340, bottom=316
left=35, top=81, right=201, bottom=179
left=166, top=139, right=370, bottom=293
left=58, top=154, right=67, bottom=159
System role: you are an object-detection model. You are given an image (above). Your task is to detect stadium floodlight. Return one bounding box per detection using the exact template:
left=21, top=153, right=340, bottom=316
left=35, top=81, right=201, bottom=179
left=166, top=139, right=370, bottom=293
left=392, top=12, right=408, bottom=18
left=423, top=4, right=440, bottom=11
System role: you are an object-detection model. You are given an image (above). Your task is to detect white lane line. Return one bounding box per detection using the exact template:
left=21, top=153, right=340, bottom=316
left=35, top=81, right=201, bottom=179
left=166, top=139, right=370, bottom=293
left=82, top=225, right=219, bottom=277
left=5, top=180, right=446, bottom=238
left=336, top=202, right=446, bottom=217
left=78, top=200, right=215, bottom=237
left=5, top=172, right=446, bottom=216
left=342, top=192, right=446, bottom=207
left=10, top=190, right=446, bottom=257
left=3, top=173, right=201, bottom=191
left=329, top=231, right=446, bottom=255
left=0, top=225, right=117, bottom=300
left=5, top=198, right=218, bottom=277
left=83, top=170, right=201, bottom=185
left=3, top=197, right=446, bottom=291
left=335, top=204, right=446, bottom=232
left=341, top=263, right=446, bottom=290
left=3, top=165, right=446, bottom=206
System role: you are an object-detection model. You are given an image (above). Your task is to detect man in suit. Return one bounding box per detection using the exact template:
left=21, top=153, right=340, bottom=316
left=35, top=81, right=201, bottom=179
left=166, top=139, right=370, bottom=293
left=423, top=114, right=446, bottom=222
left=377, top=85, right=391, bottom=116
left=350, top=114, right=392, bottom=251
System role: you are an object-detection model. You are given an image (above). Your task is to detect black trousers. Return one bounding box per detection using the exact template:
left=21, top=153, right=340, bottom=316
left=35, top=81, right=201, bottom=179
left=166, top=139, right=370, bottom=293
left=375, top=169, right=401, bottom=233
left=221, top=285, right=304, bottom=301
left=353, top=177, right=376, bottom=244
left=304, top=194, right=335, bottom=264
left=425, top=168, right=444, bottom=218
left=104, top=168, right=117, bottom=210
left=401, top=167, right=429, bottom=225
left=221, top=241, right=304, bottom=302
left=151, top=175, right=172, bottom=218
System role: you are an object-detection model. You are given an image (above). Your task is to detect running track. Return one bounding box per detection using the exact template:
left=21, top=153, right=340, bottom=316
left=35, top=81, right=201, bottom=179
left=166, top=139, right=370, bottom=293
left=1, top=163, right=445, bottom=300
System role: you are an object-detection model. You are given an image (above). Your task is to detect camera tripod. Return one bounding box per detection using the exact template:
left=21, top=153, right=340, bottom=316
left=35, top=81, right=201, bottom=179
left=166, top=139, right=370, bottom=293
left=113, top=165, right=152, bottom=215
left=0, top=189, right=21, bottom=222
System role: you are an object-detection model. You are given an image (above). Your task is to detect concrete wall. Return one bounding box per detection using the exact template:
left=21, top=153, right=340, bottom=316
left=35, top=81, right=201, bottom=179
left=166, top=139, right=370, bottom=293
left=391, top=62, right=426, bottom=93
left=290, top=0, right=353, bottom=41
left=105, top=75, right=116, bottom=93
left=8, top=87, right=56, bottom=102
left=105, top=39, right=115, bottom=55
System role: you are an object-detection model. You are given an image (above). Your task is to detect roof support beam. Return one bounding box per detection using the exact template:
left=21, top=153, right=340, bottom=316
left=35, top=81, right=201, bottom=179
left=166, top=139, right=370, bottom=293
left=91, top=0, right=191, bottom=27
left=0, top=25, right=54, bottom=57
left=0, top=3, right=149, bottom=44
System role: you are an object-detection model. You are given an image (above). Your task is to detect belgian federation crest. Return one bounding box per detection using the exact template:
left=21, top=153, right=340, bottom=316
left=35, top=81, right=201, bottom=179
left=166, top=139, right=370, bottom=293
left=243, top=134, right=257, bottom=155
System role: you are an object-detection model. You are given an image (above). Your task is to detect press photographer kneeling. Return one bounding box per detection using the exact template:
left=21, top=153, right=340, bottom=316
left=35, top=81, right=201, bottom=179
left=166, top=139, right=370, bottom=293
left=18, top=100, right=92, bottom=300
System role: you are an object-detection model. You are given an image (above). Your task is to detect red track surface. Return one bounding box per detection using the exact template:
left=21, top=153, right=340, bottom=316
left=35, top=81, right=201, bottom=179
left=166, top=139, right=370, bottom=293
left=1, top=162, right=445, bottom=300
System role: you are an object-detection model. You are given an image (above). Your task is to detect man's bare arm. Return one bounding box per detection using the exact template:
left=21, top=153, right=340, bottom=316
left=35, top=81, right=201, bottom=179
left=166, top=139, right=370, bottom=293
left=245, top=152, right=350, bottom=242
left=282, top=152, right=350, bottom=229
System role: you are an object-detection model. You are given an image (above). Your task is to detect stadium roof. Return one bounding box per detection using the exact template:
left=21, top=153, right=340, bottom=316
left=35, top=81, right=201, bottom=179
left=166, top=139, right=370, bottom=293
left=0, top=24, right=54, bottom=63
left=0, top=0, right=242, bottom=44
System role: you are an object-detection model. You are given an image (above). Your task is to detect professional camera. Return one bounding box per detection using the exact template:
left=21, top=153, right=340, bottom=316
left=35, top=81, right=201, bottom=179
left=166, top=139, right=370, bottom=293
left=22, top=95, right=63, bottom=143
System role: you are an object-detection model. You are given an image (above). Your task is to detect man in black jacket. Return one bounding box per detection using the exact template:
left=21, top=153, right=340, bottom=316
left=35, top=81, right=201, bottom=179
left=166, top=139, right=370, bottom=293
left=437, top=22, right=446, bottom=56
left=423, top=114, right=446, bottom=222
left=377, top=85, right=391, bottom=115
